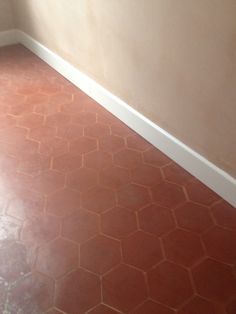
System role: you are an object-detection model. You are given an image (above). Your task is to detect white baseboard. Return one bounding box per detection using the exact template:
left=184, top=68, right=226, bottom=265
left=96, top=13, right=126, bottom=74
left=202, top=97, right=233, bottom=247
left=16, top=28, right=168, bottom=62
left=0, top=29, right=19, bottom=47
left=1, top=30, right=236, bottom=206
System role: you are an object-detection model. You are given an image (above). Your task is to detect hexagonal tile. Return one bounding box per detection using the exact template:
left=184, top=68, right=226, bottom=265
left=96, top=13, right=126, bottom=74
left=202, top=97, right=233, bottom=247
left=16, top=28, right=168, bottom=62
left=103, top=265, right=147, bottom=312
left=177, top=296, right=223, bottom=314
left=138, top=204, right=175, bottom=236
left=70, top=137, right=97, bottom=154
left=203, top=226, right=236, bottom=264
left=0, top=242, right=30, bottom=282
left=117, top=183, right=150, bottom=211
left=122, top=231, right=163, bottom=270
left=48, top=92, right=72, bottom=105
left=21, top=214, right=61, bottom=248
left=32, top=170, right=65, bottom=194
left=162, top=163, right=194, bottom=185
left=151, top=182, right=186, bottom=209
left=87, top=304, right=120, bottom=314
left=0, top=216, right=21, bottom=247
left=71, top=111, right=96, bottom=125
left=17, top=112, right=44, bottom=129
left=53, top=153, right=82, bottom=172
left=131, top=164, right=162, bottom=186
left=62, top=209, right=99, bottom=243
left=46, top=187, right=80, bottom=217
left=99, top=165, right=130, bottom=189
left=29, top=126, right=57, bottom=142
left=55, top=268, right=101, bottom=314
left=185, top=180, right=220, bottom=206
left=39, top=137, right=69, bottom=157
left=57, top=123, right=83, bottom=140
left=99, top=134, right=125, bottom=153
left=192, top=259, right=236, bottom=302
left=111, top=122, right=135, bottom=137
left=84, top=151, right=112, bottom=170
left=61, top=100, right=84, bottom=114
left=114, top=149, right=142, bottom=169
left=45, top=112, right=71, bottom=127
left=84, top=123, right=110, bottom=138
left=67, top=167, right=97, bottom=192
left=163, top=229, right=205, bottom=267
left=101, top=206, right=137, bottom=239
left=143, top=147, right=171, bottom=167
left=174, top=201, right=214, bottom=233
left=18, top=153, right=51, bottom=176
left=7, top=188, right=45, bottom=220
left=36, top=238, right=78, bottom=279
left=211, top=200, right=236, bottom=230
left=147, top=261, right=193, bottom=307
left=127, top=134, right=152, bottom=151
left=7, top=272, right=54, bottom=313
left=82, top=186, right=116, bottom=213
left=80, top=235, right=121, bottom=274
left=131, top=300, right=175, bottom=314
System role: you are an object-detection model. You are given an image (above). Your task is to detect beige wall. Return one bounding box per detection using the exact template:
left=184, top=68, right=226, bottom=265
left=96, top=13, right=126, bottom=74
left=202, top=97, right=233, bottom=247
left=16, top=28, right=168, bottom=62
left=0, top=0, right=14, bottom=31
left=12, top=0, right=236, bottom=177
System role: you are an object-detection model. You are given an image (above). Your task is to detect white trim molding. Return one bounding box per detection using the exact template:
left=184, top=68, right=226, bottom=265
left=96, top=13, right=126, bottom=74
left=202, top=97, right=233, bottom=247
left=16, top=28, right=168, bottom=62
left=1, top=29, right=236, bottom=206
left=0, top=29, right=19, bottom=47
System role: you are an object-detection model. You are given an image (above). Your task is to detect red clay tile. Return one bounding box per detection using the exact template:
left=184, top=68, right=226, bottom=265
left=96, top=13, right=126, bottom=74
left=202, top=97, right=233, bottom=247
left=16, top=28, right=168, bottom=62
left=131, top=164, right=162, bottom=186
left=127, top=134, right=152, bottom=151
left=70, top=137, right=97, bottom=154
left=84, top=123, right=110, bottom=138
left=67, top=167, right=97, bottom=192
left=143, top=147, right=171, bottom=167
left=117, top=183, right=150, bottom=211
left=82, top=186, right=116, bottom=213
left=138, top=204, right=175, bottom=236
left=0, top=242, right=30, bottom=282
left=0, top=44, right=231, bottom=314
left=174, top=201, right=213, bottom=233
left=163, top=163, right=194, bottom=185
left=8, top=272, right=54, bottom=313
left=151, top=181, right=186, bottom=209
left=114, top=148, right=142, bottom=169
left=84, top=151, right=112, bottom=170
left=122, top=231, right=163, bottom=270
left=147, top=261, right=193, bottom=307
left=163, top=229, right=205, bottom=267
left=36, top=238, right=78, bottom=279
left=99, top=134, right=125, bottom=153
left=32, top=170, right=65, bottom=194
left=57, top=123, right=83, bottom=140
left=80, top=235, right=121, bottom=274
left=185, top=179, right=220, bottom=206
left=99, top=165, right=130, bottom=189
left=7, top=188, right=45, bottom=220
left=62, top=209, right=99, bottom=243
left=103, top=265, right=147, bottom=312
left=132, top=300, right=175, bottom=314
left=55, top=268, right=101, bottom=314
left=101, top=206, right=137, bottom=239
left=192, top=259, right=236, bottom=302
left=87, top=304, right=120, bottom=314
left=203, top=226, right=236, bottom=264
left=211, top=200, right=236, bottom=230
left=52, top=153, right=82, bottom=172
left=177, top=296, right=224, bottom=314
left=46, top=187, right=80, bottom=217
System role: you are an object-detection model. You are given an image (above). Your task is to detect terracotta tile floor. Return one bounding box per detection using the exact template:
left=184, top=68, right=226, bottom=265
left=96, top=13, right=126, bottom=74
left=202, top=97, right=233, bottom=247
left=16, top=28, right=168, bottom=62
left=0, top=44, right=235, bottom=314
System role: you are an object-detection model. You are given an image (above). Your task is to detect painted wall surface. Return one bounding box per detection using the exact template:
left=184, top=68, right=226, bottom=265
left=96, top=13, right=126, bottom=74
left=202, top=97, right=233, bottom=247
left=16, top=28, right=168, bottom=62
left=12, top=0, right=236, bottom=177
left=0, top=0, right=14, bottom=31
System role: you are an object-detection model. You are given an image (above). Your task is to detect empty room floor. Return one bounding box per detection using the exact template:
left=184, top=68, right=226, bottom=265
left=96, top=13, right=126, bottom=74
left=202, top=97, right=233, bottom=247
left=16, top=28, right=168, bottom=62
left=0, top=44, right=235, bottom=314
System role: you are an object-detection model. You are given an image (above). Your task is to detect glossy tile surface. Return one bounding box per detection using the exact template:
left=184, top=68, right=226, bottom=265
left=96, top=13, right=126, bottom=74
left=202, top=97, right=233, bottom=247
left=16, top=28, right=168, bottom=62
left=0, top=45, right=235, bottom=313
